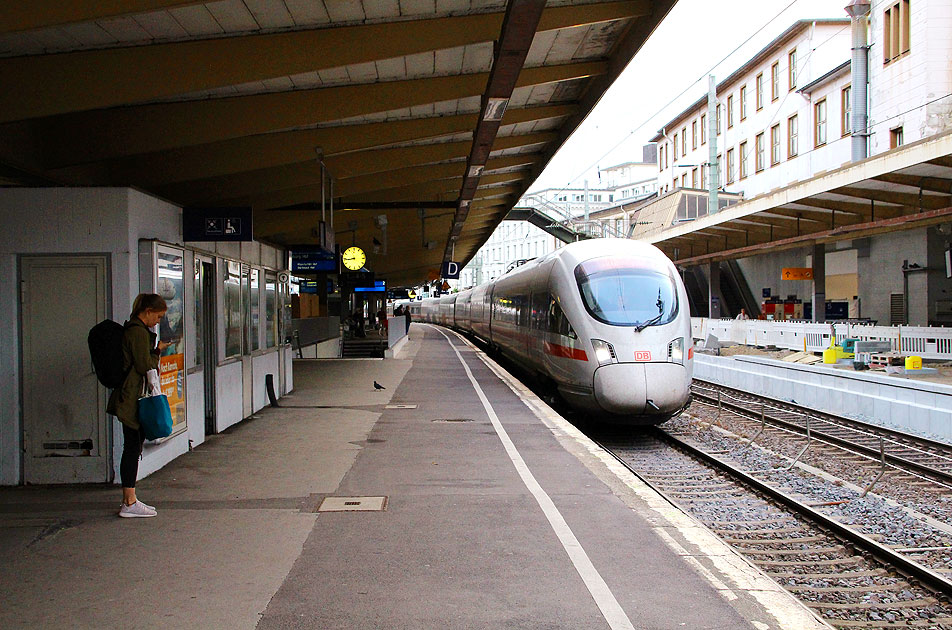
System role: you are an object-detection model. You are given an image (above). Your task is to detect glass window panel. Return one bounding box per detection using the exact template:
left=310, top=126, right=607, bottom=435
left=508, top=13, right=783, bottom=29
left=250, top=268, right=260, bottom=352
left=265, top=271, right=277, bottom=348
left=224, top=261, right=242, bottom=358
left=156, top=246, right=186, bottom=430
left=193, top=257, right=203, bottom=367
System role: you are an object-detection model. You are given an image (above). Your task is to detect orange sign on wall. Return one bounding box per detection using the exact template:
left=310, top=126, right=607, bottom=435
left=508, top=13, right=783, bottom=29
left=781, top=267, right=814, bottom=280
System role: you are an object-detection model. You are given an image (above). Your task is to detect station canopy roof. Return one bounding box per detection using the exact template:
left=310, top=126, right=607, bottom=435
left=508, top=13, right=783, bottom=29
left=645, top=130, right=952, bottom=266
left=0, top=0, right=676, bottom=286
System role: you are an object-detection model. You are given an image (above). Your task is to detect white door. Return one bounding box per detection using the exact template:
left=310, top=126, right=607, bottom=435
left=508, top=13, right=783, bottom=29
left=21, top=256, right=109, bottom=483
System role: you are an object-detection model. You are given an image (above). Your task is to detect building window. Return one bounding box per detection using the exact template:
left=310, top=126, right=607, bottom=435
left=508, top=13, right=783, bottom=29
left=681, top=173, right=687, bottom=188
left=740, top=85, right=748, bottom=120
left=739, top=141, right=748, bottom=179
left=788, top=49, right=797, bottom=90
left=884, top=0, right=911, bottom=64
left=726, top=148, right=735, bottom=184
left=691, top=167, right=698, bottom=187
left=771, top=61, right=780, bottom=101
left=673, top=132, right=679, bottom=161
left=700, top=164, right=706, bottom=189
left=592, top=194, right=601, bottom=202
left=755, top=132, right=765, bottom=172
left=716, top=154, right=722, bottom=185
left=727, top=95, right=735, bottom=129
left=692, top=120, right=698, bottom=149
left=841, top=85, right=852, bottom=136
left=788, top=114, right=799, bottom=157
left=814, top=98, right=827, bottom=147
left=716, top=103, right=722, bottom=135
left=890, top=126, right=904, bottom=148
left=658, top=145, right=664, bottom=172
left=770, top=124, right=781, bottom=166
left=756, top=73, right=764, bottom=110
left=701, top=114, right=707, bottom=144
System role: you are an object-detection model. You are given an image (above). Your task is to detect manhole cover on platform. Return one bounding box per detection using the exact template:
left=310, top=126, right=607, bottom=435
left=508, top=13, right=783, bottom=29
left=318, top=496, right=388, bottom=512
left=431, top=418, right=473, bottom=423
left=385, top=404, right=417, bottom=409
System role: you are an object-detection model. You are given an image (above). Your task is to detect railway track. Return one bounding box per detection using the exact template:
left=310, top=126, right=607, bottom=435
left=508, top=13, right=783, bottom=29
left=690, top=379, right=952, bottom=488
left=596, top=429, right=952, bottom=629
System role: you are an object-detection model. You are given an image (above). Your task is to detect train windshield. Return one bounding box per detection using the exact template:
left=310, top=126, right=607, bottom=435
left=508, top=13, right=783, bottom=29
left=574, top=256, right=679, bottom=328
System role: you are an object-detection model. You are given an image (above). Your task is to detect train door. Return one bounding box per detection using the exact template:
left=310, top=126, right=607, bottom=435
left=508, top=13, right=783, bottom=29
left=20, top=255, right=110, bottom=483
left=197, top=257, right=216, bottom=434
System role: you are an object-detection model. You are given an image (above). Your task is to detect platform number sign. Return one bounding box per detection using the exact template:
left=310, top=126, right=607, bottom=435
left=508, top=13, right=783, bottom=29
left=441, top=261, right=461, bottom=279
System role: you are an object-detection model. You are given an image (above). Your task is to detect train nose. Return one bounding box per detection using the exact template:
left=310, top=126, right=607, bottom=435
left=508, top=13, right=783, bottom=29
left=593, top=363, right=689, bottom=415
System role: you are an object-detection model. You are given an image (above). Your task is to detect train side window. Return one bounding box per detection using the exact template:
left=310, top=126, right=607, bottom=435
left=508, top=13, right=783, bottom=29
left=531, top=292, right=548, bottom=330
left=548, top=296, right=577, bottom=339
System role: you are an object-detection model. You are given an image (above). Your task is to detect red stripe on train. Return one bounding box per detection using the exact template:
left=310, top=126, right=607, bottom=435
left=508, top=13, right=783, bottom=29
left=544, top=342, right=588, bottom=361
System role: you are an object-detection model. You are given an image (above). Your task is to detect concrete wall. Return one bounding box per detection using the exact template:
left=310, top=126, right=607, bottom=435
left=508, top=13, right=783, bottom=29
left=694, top=353, right=952, bottom=444
left=859, top=228, right=927, bottom=325
left=252, top=351, right=281, bottom=412
left=215, top=361, right=244, bottom=432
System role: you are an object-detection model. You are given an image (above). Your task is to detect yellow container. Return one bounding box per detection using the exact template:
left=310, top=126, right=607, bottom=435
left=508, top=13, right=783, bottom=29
left=905, top=356, right=922, bottom=370
left=823, top=347, right=839, bottom=364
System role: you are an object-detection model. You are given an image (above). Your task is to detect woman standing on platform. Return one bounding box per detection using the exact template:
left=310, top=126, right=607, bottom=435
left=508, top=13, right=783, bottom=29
left=107, top=293, right=170, bottom=518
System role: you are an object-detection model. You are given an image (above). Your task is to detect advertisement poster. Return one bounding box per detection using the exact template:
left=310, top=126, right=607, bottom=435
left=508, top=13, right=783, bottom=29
left=156, top=246, right=186, bottom=431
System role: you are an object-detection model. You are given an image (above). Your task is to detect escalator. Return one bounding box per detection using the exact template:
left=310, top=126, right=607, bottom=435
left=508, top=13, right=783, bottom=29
left=721, top=259, right=760, bottom=318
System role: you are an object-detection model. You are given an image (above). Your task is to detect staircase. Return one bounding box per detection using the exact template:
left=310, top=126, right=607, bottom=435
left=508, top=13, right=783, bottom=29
left=341, top=337, right=387, bottom=358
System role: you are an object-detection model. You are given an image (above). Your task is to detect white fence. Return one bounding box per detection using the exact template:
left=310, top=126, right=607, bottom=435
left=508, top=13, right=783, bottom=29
left=692, top=318, right=952, bottom=361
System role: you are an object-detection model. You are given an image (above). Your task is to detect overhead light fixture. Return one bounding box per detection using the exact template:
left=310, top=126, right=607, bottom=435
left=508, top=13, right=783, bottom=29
left=483, top=97, right=510, bottom=121
left=468, top=165, right=484, bottom=178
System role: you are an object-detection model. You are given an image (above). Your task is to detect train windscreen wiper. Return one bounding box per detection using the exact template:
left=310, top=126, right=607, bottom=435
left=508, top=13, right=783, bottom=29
left=634, top=290, right=664, bottom=332
left=634, top=313, right=663, bottom=332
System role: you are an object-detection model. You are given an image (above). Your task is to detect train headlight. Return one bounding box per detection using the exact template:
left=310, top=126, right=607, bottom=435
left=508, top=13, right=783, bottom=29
left=667, top=337, right=684, bottom=364
left=591, top=339, right=617, bottom=366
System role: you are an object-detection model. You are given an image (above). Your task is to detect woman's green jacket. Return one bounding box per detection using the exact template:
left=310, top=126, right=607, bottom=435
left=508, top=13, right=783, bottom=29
left=106, top=318, right=159, bottom=430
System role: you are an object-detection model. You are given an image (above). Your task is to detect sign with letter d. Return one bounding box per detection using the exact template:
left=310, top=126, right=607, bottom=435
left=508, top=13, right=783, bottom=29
left=441, top=261, right=461, bottom=279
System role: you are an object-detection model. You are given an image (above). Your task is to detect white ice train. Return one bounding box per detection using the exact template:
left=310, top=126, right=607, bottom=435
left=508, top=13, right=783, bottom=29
left=410, top=239, right=693, bottom=424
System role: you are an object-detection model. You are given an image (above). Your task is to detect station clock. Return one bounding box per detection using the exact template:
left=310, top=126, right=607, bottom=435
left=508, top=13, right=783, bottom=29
left=341, top=246, right=366, bottom=271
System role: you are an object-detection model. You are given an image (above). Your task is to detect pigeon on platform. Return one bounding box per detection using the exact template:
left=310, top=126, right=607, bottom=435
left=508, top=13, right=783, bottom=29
left=374, top=381, right=386, bottom=391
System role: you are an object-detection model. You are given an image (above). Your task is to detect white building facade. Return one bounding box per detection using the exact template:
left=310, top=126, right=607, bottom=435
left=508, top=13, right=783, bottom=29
left=867, top=0, right=952, bottom=154
left=653, top=19, right=854, bottom=200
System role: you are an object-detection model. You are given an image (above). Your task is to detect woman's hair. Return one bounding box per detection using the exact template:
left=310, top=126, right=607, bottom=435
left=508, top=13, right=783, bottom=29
left=131, top=293, right=168, bottom=318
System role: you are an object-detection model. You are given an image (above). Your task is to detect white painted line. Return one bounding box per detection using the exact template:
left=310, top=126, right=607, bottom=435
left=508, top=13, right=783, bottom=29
left=436, top=326, right=833, bottom=630
left=426, top=325, right=635, bottom=630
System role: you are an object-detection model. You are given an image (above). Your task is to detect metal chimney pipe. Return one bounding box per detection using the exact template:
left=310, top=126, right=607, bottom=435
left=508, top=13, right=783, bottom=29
left=846, top=0, right=871, bottom=161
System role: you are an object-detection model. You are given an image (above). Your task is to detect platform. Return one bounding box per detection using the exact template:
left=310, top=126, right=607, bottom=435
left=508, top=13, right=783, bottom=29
left=0, top=325, right=829, bottom=630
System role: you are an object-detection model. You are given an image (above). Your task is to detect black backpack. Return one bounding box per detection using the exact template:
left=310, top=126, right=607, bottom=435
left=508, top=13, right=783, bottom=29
left=88, top=319, right=128, bottom=389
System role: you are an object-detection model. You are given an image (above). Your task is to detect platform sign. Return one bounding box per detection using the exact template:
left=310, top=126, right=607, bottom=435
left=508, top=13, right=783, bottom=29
left=183, top=207, right=253, bottom=242
left=291, top=247, right=337, bottom=272
left=441, top=261, right=461, bottom=279
left=354, top=281, right=386, bottom=293
left=781, top=267, right=814, bottom=280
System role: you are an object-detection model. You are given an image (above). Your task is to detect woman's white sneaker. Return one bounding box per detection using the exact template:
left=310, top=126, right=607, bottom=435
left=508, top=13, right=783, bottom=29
left=119, top=500, right=157, bottom=518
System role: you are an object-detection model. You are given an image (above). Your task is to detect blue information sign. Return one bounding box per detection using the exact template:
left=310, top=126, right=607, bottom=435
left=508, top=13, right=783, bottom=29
left=291, top=247, right=337, bottom=272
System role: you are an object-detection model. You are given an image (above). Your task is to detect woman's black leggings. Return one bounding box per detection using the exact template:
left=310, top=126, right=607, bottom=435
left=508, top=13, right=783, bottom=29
left=120, top=424, right=145, bottom=488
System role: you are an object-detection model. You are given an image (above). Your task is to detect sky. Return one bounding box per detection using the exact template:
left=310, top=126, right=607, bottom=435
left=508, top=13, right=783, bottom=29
left=528, top=0, right=848, bottom=193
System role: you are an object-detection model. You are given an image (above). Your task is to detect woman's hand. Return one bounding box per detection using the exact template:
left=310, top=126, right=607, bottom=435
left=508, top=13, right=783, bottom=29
left=157, top=340, right=172, bottom=352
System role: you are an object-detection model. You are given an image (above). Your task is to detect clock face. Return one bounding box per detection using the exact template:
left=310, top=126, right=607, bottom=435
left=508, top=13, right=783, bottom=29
left=342, top=246, right=366, bottom=271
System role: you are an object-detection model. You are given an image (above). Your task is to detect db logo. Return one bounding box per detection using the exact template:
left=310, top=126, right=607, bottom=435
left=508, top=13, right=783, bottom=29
left=634, top=351, right=652, bottom=361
